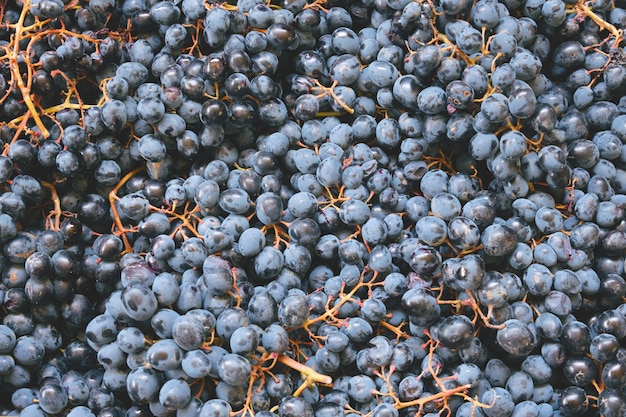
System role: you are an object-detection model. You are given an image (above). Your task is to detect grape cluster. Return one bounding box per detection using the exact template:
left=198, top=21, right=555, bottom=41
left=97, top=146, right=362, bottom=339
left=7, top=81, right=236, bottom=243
left=1, top=0, right=626, bottom=416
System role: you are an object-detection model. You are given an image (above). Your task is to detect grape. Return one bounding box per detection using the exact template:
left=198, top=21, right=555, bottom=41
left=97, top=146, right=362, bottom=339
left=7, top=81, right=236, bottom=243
left=178, top=237, right=206, bottom=268
left=171, top=315, right=205, bottom=351
left=115, top=327, right=145, bottom=354
left=13, top=335, right=45, bottom=367
left=126, top=366, right=162, bottom=404
left=563, top=356, right=598, bottom=387
left=480, top=388, right=515, bottom=417
left=128, top=349, right=150, bottom=370
left=84, top=314, right=118, bottom=346
left=496, top=319, right=538, bottom=357
left=226, top=326, right=257, bottom=356
left=158, top=378, right=191, bottom=409
left=339, top=199, right=371, bottom=225
left=254, top=246, right=284, bottom=280
left=433, top=193, right=463, bottom=221
left=216, top=353, right=251, bottom=386
left=61, top=125, right=88, bottom=150
left=120, top=284, right=158, bottom=322
left=99, top=100, right=128, bottom=133
left=543, top=290, right=572, bottom=316
left=0, top=325, right=17, bottom=354
left=481, top=93, right=510, bottom=123
left=481, top=224, right=517, bottom=257
left=146, top=339, right=183, bottom=371
left=434, top=315, right=473, bottom=349
left=589, top=334, right=617, bottom=363
left=37, top=382, right=69, bottom=415
left=347, top=375, right=376, bottom=403
left=416, top=86, right=446, bottom=115
left=97, top=342, right=126, bottom=370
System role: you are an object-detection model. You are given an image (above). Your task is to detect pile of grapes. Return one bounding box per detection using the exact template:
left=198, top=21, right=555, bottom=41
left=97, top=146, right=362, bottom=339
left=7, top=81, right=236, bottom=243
left=1, top=0, right=626, bottom=415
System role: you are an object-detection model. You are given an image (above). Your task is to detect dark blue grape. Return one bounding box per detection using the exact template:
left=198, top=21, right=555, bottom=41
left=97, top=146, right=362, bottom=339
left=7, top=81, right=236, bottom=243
left=417, top=86, right=447, bottom=114
left=100, top=100, right=127, bottom=132
left=158, top=378, right=191, bottom=409
left=126, top=366, right=162, bottom=404
left=121, top=284, right=158, bottom=322
left=13, top=335, right=45, bottom=367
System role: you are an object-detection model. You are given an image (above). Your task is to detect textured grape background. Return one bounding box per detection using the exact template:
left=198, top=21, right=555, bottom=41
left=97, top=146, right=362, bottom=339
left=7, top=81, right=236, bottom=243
left=0, top=0, right=626, bottom=416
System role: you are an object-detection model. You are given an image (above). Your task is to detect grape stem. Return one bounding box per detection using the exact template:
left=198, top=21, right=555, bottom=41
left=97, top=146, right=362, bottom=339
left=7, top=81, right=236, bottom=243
left=2, top=110, right=31, bottom=156
left=302, top=271, right=379, bottom=334
left=569, top=1, right=623, bottom=48
left=275, top=353, right=333, bottom=391
left=109, top=166, right=146, bottom=253
left=40, top=181, right=62, bottom=230
left=7, top=0, right=50, bottom=138
left=312, top=80, right=355, bottom=114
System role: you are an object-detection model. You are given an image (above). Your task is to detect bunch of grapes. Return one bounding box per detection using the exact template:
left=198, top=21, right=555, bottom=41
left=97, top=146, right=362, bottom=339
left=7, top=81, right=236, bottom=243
left=0, top=0, right=626, bottom=416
